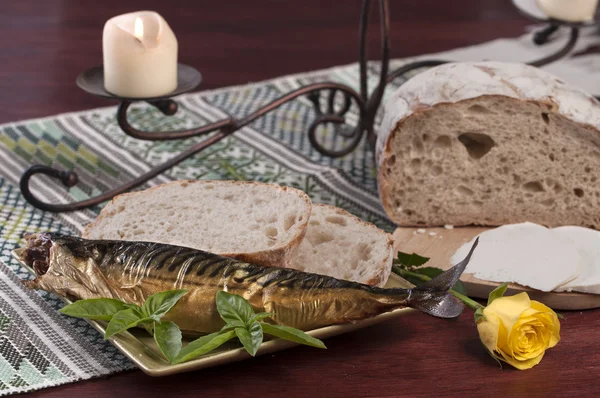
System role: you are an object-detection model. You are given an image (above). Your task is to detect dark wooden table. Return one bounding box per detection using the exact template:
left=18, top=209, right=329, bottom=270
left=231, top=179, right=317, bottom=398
left=2, top=0, right=599, bottom=396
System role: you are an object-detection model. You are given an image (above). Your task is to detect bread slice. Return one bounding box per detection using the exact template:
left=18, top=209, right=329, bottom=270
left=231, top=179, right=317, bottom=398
left=289, top=204, right=394, bottom=287
left=83, top=180, right=311, bottom=268
left=377, top=61, right=600, bottom=228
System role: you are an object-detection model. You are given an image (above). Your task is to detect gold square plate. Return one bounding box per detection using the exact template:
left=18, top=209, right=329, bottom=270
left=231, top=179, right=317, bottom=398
left=12, top=248, right=413, bottom=376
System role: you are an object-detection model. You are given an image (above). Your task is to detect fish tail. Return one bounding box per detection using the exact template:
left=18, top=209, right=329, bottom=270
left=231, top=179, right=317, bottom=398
left=406, top=237, right=479, bottom=318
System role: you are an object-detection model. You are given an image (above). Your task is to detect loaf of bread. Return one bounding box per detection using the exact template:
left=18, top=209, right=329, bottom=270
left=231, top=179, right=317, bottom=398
left=83, top=180, right=312, bottom=268
left=289, top=204, right=393, bottom=287
left=377, top=61, right=600, bottom=228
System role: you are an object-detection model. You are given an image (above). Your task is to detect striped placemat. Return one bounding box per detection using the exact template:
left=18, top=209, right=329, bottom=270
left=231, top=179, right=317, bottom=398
left=1, top=27, right=600, bottom=394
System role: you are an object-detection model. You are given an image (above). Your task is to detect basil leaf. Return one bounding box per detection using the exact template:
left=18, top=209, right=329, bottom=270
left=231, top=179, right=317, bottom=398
left=260, top=323, right=326, bottom=349
left=216, top=291, right=255, bottom=325
left=223, top=319, right=246, bottom=329
left=104, top=309, right=152, bottom=339
left=59, top=298, right=128, bottom=321
left=220, top=324, right=237, bottom=332
left=395, top=251, right=430, bottom=268
left=124, top=303, right=143, bottom=311
left=127, top=306, right=153, bottom=334
left=414, top=267, right=442, bottom=279
left=235, top=323, right=263, bottom=357
left=142, top=323, right=154, bottom=335
left=141, top=289, right=188, bottom=321
left=452, top=280, right=467, bottom=296
left=248, top=312, right=273, bottom=324
left=154, top=321, right=182, bottom=364
left=487, top=283, right=509, bottom=306
left=173, top=330, right=236, bottom=364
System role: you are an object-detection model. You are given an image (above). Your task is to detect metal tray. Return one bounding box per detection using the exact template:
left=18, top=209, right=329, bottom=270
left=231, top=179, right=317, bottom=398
left=12, top=248, right=413, bottom=376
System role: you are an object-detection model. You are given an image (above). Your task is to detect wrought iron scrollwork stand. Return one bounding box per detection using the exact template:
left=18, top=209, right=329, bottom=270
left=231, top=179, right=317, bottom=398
left=20, top=0, right=583, bottom=212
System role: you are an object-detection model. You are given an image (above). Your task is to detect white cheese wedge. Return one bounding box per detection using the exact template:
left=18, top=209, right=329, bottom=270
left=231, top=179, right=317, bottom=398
left=537, top=0, right=598, bottom=22
left=451, top=222, right=581, bottom=292
left=552, top=226, right=600, bottom=294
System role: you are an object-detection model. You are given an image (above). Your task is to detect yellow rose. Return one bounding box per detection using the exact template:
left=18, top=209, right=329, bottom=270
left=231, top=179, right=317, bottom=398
left=476, top=292, right=560, bottom=370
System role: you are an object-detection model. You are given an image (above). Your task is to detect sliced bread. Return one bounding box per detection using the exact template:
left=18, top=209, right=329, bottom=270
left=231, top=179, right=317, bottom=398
left=289, top=204, right=394, bottom=287
left=83, top=180, right=312, bottom=268
left=377, top=61, right=600, bottom=228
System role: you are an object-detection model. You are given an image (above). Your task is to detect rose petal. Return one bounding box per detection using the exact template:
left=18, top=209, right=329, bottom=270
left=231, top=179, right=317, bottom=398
left=485, top=293, right=531, bottom=356
left=530, top=301, right=553, bottom=313
left=495, top=320, right=513, bottom=357
left=530, top=301, right=561, bottom=347
left=477, top=311, right=501, bottom=353
left=486, top=292, right=531, bottom=331
left=498, top=349, right=545, bottom=370
left=512, top=315, right=551, bottom=357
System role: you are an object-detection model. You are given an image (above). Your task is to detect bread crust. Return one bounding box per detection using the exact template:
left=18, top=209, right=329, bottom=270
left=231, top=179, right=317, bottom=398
left=83, top=180, right=312, bottom=268
left=377, top=62, right=600, bottom=228
left=377, top=61, right=600, bottom=166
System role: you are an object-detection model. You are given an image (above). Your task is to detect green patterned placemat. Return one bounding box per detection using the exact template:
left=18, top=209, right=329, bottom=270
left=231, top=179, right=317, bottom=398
left=0, top=59, right=420, bottom=395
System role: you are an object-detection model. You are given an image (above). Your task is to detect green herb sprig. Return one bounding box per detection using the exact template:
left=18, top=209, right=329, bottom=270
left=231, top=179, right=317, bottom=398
left=392, top=251, right=468, bottom=296
left=59, top=290, right=325, bottom=364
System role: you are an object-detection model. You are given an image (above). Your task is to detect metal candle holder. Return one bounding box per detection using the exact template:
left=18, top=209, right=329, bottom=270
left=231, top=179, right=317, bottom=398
left=20, top=0, right=588, bottom=213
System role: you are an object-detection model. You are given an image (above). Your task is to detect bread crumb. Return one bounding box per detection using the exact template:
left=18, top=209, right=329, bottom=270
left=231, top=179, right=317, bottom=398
left=417, top=228, right=426, bottom=234
left=428, top=231, right=437, bottom=236
left=444, top=225, right=454, bottom=230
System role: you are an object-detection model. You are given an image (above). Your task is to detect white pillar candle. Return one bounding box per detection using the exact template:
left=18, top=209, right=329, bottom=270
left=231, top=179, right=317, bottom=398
left=103, top=11, right=178, bottom=98
left=537, top=0, right=598, bottom=22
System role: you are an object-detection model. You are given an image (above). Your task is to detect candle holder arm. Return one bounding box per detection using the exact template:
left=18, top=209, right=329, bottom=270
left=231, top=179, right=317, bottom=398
left=117, top=100, right=234, bottom=140
left=386, top=59, right=449, bottom=84
left=20, top=82, right=366, bottom=212
left=528, top=26, right=579, bottom=67
left=386, top=26, right=579, bottom=83
left=19, top=130, right=231, bottom=212
left=533, top=23, right=560, bottom=45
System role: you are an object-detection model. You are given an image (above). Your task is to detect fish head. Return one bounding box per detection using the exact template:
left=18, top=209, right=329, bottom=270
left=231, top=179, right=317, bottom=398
left=20, top=232, right=114, bottom=300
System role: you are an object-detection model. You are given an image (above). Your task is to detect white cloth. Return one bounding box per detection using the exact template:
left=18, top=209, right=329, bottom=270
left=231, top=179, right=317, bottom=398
left=397, top=25, right=600, bottom=94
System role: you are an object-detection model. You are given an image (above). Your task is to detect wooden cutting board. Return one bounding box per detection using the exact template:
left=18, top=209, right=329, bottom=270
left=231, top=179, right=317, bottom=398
left=393, top=226, right=600, bottom=310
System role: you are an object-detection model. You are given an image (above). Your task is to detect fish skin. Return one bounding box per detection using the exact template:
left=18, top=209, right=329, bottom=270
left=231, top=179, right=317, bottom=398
left=20, top=233, right=478, bottom=333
